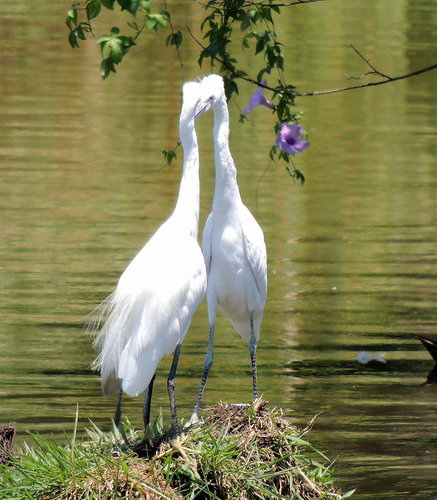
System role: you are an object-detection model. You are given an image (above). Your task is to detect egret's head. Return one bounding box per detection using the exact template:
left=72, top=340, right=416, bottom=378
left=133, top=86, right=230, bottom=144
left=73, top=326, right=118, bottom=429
left=182, top=81, right=202, bottom=115
left=195, top=74, right=226, bottom=118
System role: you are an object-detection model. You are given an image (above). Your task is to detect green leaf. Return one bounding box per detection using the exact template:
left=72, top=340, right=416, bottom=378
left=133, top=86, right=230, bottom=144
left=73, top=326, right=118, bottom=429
left=260, top=6, right=273, bottom=23
left=87, top=0, right=101, bottom=20
left=68, top=24, right=88, bottom=48
left=68, top=30, right=80, bottom=48
left=66, top=17, right=75, bottom=31
left=100, top=57, right=116, bottom=79
left=98, top=41, right=107, bottom=56
left=68, top=6, right=78, bottom=23
left=166, top=31, right=183, bottom=48
left=200, top=13, right=215, bottom=31
left=108, top=39, right=123, bottom=63
left=140, top=0, right=152, bottom=13
left=248, top=8, right=258, bottom=19
left=240, top=14, right=251, bottom=32
left=255, top=37, right=265, bottom=55
left=294, top=169, right=305, bottom=186
left=100, top=0, right=115, bottom=9
left=127, top=21, right=140, bottom=31
left=145, top=16, right=157, bottom=30
left=145, top=12, right=170, bottom=32
left=66, top=7, right=78, bottom=29
left=242, top=32, right=257, bottom=49
left=257, top=67, right=271, bottom=82
left=224, top=78, right=238, bottom=99
left=96, top=34, right=112, bottom=44
left=150, top=14, right=167, bottom=28
left=117, top=0, right=130, bottom=11
left=76, top=25, right=86, bottom=40
left=280, top=151, right=290, bottom=163
left=162, top=149, right=176, bottom=166
left=120, top=35, right=135, bottom=48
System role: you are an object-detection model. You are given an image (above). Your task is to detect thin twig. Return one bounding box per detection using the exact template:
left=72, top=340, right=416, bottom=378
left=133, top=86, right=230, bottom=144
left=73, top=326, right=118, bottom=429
left=255, top=0, right=326, bottom=6
left=296, top=63, right=437, bottom=96
left=198, top=0, right=325, bottom=7
left=132, top=17, right=147, bottom=41
left=164, top=0, right=184, bottom=69
left=238, top=63, right=437, bottom=96
left=345, top=44, right=393, bottom=80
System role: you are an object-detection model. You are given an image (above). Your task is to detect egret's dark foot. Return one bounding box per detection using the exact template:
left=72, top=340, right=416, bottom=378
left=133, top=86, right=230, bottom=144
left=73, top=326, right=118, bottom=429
left=143, top=425, right=153, bottom=444
left=113, top=388, right=123, bottom=427
left=114, top=411, right=122, bottom=428
left=169, top=399, right=180, bottom=439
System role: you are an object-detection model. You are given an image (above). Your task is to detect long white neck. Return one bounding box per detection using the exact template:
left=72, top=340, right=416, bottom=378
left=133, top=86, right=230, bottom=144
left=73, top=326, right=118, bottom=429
left=173, top=109, right=200, bottom=238
left=212, top=99, right=242, bottom=209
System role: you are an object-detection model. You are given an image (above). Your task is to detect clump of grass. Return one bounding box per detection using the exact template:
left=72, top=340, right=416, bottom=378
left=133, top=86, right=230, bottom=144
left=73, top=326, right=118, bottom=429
left=150, top=400, right=351, bottom=499
left=0, top=415, right=176, bottom=499
left=0, top=401, right=354, bottom=499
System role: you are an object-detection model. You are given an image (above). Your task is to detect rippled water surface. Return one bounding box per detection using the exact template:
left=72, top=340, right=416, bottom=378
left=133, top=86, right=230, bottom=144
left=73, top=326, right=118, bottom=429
left=1, top=1, right=436, bottom=498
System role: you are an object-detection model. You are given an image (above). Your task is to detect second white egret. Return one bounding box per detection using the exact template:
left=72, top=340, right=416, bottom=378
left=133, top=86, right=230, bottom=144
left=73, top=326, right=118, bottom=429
left=191, top=74, right=267, bottom=421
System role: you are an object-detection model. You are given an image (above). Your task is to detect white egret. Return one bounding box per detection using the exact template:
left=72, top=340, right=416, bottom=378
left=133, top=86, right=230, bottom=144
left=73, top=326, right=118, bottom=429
left=92, top=81, right=211, bottom=437
left=191, top=74, right=267, bottom=421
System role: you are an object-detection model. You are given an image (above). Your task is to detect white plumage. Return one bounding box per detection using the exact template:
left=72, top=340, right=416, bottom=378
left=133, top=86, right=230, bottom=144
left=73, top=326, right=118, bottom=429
left=93, top=81, right=210, bottom=435
left=192, top=74, right=267, bottom=420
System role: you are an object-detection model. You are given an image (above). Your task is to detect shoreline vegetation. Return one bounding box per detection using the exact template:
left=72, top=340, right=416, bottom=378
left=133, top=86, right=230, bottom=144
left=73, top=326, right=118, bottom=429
left=0, top=400, right=354, bottom=499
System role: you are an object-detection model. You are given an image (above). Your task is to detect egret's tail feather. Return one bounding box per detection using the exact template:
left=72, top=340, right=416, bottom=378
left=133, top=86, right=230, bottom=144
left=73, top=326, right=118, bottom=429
left=86, top=292, right=117, bottom=337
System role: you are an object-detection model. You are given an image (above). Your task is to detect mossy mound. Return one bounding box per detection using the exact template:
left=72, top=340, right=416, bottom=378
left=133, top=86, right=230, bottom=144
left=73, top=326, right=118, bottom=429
left=0, top=401, right=353, bottom=499
left=145, top=399, right=344, bottom=499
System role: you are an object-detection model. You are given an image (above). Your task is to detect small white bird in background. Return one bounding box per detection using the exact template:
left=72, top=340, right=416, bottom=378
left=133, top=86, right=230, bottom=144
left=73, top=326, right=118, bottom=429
left=191, top=74, right=268, bottom=422
left=356, top=351, right=387, bottom=365
left=92, top=81, right=211, bottom=437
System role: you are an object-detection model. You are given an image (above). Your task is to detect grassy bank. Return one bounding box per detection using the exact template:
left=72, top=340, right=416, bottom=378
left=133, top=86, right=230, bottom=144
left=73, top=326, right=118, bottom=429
left=0, top=400, right=354, bottom=499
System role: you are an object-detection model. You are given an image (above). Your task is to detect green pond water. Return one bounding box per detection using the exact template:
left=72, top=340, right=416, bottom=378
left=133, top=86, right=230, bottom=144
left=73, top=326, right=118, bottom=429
left=1, top=1, right=436, bottom=497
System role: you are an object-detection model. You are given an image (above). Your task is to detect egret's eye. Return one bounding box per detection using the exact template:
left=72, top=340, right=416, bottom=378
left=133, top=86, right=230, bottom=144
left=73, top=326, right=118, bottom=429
left=209, top=95, right=214, bottom=101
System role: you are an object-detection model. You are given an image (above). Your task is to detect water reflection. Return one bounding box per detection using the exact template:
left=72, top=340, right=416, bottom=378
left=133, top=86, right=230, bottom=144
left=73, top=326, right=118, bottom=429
left=1, top=0, right=437, bottom=498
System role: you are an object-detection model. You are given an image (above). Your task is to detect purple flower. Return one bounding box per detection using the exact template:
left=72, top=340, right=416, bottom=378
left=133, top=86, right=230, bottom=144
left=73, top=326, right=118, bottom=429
left=276, top=123, right=310, bottom=155
left=243, top=81, right=275, bottom=114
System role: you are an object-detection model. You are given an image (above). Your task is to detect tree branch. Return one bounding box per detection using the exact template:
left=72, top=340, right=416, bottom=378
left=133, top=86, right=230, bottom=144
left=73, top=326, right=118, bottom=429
left=187, top=26, right=437, bottom=98
left=164, top=0, right=183, bottom=68
left=344, top=44, right=393, bottom=81
left=250, top=0, right=326, bottom=6
left=296, top=63, right=437, bottom=96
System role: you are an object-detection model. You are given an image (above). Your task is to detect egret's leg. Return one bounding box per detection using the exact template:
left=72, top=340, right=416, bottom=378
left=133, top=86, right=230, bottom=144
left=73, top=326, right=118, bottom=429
left=114, top=388, right=123, bottom=427
left=248, top=311, right=258, bottom=402
left=192, top=323, right=215, bottom=420
left=143, top=373, right=156, bottom=430
left=168, top=343, right=182, bottom=438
